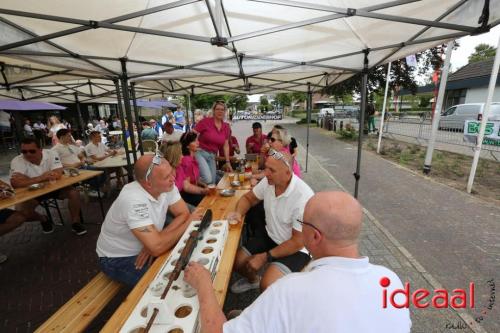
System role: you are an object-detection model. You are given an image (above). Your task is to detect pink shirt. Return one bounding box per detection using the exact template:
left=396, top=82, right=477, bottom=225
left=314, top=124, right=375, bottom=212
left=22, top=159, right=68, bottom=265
left=219, top=136, right=239, bottom=157
left=195, top=117, right=230, bottom=154
left=175, top=155, right=200, bottom=192
left=246, top=135, right=266, bottom=154
left=280, top=147, right=301, bottom=178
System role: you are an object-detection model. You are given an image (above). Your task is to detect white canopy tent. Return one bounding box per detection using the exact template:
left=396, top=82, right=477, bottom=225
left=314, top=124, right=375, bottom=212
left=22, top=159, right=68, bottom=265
left=0, top=0, right=499, bottom=196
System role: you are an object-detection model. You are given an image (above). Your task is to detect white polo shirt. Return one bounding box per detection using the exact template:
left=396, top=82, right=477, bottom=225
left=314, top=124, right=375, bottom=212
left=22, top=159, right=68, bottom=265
left=252, top=175, right=314, bottom=251
left=224, top=256, right=411, bottom=333
left=96, top=181, right=182, bottom=257
left=52, top=143, right=81, bottom=166
left=10, top=149, right=62, bottom=178
left=85, top=142, right=108, bottom=160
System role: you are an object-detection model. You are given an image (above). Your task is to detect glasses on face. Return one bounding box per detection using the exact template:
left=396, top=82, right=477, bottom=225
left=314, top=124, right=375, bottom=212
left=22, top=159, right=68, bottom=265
left=145, top=151, right=163, bottom=181
left=269, top=137, right=280, bottom=143
left=267, top=148, right=291, bottom=169
left=297, top=219, right=323, bottom=235
left=21, top=149, right=37, bottom=155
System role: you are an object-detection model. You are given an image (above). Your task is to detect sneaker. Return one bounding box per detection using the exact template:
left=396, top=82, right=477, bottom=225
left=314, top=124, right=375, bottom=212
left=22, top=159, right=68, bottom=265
left=0, top=253, right=7, bottom=264
left=40, top=219, right=54, bottom=234
left=230, top=277, right=260, bottom=294
left=71, top=223, right=87, bottom=236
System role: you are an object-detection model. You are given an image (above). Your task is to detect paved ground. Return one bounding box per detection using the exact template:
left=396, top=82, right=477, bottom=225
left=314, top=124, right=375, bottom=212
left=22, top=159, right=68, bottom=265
left=283, top=120, right=499, bottom=333
left=0, top=119, right=498, bottom=332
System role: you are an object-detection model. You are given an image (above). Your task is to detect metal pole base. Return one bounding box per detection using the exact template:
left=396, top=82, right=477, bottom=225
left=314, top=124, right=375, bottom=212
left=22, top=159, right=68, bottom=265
left=423, top=165, right=431, bottom=175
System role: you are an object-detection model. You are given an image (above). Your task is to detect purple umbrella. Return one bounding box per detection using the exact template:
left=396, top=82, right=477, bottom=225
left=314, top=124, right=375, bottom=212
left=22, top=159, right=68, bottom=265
left=0, top=100, right=66, bottom=110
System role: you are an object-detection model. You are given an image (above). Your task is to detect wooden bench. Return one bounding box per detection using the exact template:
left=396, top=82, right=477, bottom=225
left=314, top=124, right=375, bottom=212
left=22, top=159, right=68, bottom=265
left=35, top=272, right=122, bottom=333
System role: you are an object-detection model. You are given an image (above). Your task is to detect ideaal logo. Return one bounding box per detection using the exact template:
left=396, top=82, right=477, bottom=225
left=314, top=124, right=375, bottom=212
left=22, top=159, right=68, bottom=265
left=380, top=277, right=474, bottom=309
left=381, top=278, right=495, bottom=329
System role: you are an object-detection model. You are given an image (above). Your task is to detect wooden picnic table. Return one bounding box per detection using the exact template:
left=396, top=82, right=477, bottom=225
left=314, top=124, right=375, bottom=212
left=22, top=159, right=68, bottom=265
left=0, top=170, right=103, bottom=210
left=101, top=173, right=249, bottom=332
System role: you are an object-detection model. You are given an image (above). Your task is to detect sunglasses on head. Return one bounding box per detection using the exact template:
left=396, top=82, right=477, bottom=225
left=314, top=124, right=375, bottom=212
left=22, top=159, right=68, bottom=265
left=145, top=150, right=163, bottom=181
left=267, top=148, right=291, bottom=169
left=21, top=149, right=37, bottom=154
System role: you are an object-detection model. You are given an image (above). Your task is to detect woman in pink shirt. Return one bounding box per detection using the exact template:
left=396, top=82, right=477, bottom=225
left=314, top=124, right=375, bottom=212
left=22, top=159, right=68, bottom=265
left=177, top=132, right=209, bottom=206
left=268, top=127, right=302, bottom=178
left=193, top=101, right=233, bottom=184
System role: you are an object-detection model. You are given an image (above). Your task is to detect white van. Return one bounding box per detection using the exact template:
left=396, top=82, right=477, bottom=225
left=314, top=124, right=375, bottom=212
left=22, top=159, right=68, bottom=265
left=439, top=103, right=500, bottom=131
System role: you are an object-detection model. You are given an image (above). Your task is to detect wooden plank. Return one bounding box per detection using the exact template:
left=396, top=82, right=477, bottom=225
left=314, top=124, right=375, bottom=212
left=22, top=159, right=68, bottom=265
left=101, top=177, right=248, bottom=332
left=35, top=272, right=121, bottom=333
left=0, top=170, right=103, bottom=210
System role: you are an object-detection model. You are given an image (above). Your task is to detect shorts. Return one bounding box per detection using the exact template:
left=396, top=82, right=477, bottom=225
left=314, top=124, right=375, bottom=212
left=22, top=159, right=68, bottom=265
left=0, top=209, right=15, bottom=223
left=242, top=227, right=310, bottom=275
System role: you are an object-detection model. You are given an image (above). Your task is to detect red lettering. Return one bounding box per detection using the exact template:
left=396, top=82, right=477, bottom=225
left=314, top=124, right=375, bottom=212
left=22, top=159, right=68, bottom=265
left=470, top=282, right=475, bottom=308
left=390, top=282, right=410, bottom=308
left=432, top=289, right=449, bottom=308
left=380, top=277, right=391, bottom=309
left=382, top=288, right=387, bottom=308
left=412, top=289, right=430, bottom=308
left=450, top=289, right=467, bottom=308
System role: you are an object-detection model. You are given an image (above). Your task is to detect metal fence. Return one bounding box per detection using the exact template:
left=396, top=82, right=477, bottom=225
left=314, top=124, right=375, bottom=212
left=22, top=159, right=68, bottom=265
left=317, top=113, right=500, bottom=161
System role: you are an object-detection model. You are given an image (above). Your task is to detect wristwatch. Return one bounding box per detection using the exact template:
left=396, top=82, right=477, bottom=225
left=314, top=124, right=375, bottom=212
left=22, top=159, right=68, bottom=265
left=266, top=251, right=275, bottom=262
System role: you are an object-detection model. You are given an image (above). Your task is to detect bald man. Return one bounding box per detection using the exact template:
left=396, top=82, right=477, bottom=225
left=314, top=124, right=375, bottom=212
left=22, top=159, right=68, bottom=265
left=96, top=155, right=191, bottom=286
left=184, top=191, right=411, bottom=333
left=226, top=149, right=314, bottom=293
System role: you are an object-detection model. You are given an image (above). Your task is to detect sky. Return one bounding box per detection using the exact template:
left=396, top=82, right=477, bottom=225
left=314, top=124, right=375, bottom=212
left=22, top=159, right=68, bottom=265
left=450, top=24, right=500, bottom=71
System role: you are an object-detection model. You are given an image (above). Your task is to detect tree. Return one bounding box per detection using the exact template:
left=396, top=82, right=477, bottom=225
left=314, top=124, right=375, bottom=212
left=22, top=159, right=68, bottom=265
left=192, top=94, right=225, bottom=109
left=468, top=43, right=496, bottom=63
left=274, top=93, right=292, bottom=107
left=227, top=94, right=248, bottom=111
left=322, top=45, right=450, bottom=110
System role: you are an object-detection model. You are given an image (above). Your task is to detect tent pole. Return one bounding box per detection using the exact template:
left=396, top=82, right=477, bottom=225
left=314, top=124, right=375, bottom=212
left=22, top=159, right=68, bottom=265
left=377, top=61, right=391, bottom=154
left=305, top=82, right=311, bottom=173
left=114, top=79, right=133, bottom=182
left=130, top=82, right=144, bottom=155
left=354, top=50, right=369, bottom=199
left=186, top=93, right=192, bottom=130
left=74, top=92, right=85, bottom=139
left=191, top=86, right=196, bottom=126
left=423, top=40, right=454, bottom=174
left=120, top=58, right=138, bottom=163
left=467, top=34, right=500, bottom=193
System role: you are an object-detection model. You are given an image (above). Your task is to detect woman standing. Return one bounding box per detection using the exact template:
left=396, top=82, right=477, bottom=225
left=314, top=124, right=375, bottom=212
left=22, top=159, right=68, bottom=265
left=193, top=101, right=232, bottom=184
left=177, top=132, right=208, bottom=206
left=47, top=115, right=66, bottom=146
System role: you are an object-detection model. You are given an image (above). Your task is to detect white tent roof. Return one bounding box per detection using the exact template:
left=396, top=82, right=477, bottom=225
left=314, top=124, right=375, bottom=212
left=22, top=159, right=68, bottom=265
left=0, top=0, right=499, bottom=97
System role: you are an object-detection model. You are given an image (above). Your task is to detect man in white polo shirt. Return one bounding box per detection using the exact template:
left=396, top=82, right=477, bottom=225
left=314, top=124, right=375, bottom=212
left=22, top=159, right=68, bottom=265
left=226, top=149, right=314, bottom=293
left=85, top=130, right=123, bottom=190
left=184, top=191, right=411, bottom=333
left=10, top=137, right=86, bottom=235
left=96, top=154, right=191, bottom=286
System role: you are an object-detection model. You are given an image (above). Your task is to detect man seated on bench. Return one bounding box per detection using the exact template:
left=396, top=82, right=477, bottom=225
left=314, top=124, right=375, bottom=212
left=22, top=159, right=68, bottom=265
left=1, top=181, right=28, bottom=264
left=96, top=154, right=192, bottom=286
left=85, top=130, right=124, bottom=190
left=226, top=149, right=314, bottom=293
left=10, top=137, right=86, bottom=236
left=184, top=192, right=411, bottom=333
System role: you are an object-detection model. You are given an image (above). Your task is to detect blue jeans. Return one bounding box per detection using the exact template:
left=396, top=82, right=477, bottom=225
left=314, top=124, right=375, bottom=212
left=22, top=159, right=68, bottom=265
left=98, top=255, right=150, bottom=286
left=195, top=149, right=217, bottom=185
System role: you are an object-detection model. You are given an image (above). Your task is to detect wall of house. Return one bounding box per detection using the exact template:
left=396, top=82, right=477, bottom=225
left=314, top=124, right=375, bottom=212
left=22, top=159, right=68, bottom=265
left=465, top=86, right=500, bottom=104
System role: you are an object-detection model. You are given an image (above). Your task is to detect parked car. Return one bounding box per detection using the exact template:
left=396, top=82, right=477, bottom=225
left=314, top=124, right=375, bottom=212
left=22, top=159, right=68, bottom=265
left=439, top=103, right=500, bottom=131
